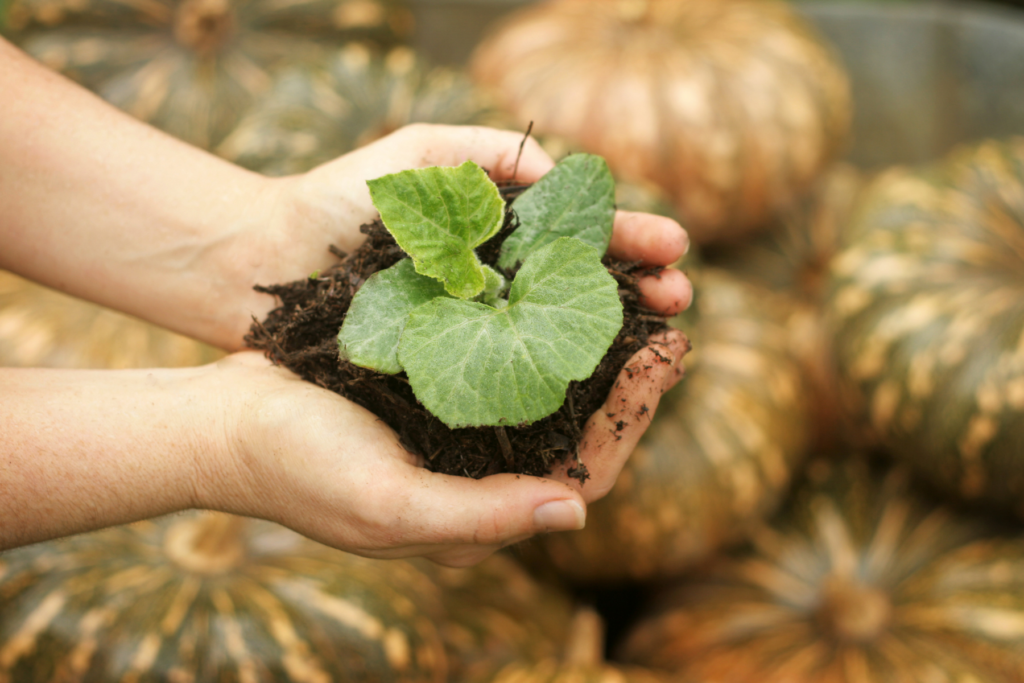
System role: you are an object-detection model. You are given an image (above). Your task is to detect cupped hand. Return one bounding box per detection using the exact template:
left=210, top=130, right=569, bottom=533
left=224, top=124, right=694, bottom=565
left=201, top=331, right=687, bottom=567
left=265, top=124, right=692, bottom=321
left=197, top=352, right=587, bottom=567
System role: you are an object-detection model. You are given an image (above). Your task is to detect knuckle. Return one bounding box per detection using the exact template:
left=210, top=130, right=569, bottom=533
left=469, top=508, right=515, bottom=546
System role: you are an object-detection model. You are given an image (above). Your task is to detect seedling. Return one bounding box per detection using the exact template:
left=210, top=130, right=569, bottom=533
left=338, top=154, right=622, bottom=429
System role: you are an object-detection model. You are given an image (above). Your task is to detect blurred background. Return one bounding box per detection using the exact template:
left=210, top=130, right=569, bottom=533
left=3, top=1, right=1024, bottom=682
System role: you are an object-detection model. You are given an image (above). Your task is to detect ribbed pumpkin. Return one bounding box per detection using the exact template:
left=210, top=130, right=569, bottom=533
left=523, top=268, right=811, bottom=583
left=709, top=163, right=866, bottom=449
left=217, top=43, right=503, bottom=176
left=0, top=513, right=450, bottom=683
left=424, top=553, right=576, bottom=683
left=469, top=0, right=851, bottom=244
left=0, top=270, right=222, bottom=369
left=486, top=608, right=673, bottom=683
left=620, top=456, right=1024, bottom=682
left=826, top=138, right=1024, bottom=515
left=8, top=0, right=414, bottom=149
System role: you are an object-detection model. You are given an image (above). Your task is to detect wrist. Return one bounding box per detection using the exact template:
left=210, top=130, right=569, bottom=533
left=0, top=365, right=225, bottom=548
left=181, top=353, right=324, bottom=525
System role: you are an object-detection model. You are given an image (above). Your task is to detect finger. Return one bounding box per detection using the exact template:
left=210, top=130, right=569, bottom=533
left=637, top=268, right=694, bottom=316
left=551, top=330, right=691, bottom=502
left=346, top=540, right=505, bottom=568
left=401, top=124, right=555, bottom=183
left=607, top=211, right=689, bottom=266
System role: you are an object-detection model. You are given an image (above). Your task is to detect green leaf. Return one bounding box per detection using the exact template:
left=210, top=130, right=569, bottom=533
left=399, top=237, right=623, bottom=428
left=367, top=161, right=505, bottom=299
left=499, top=154, right=616, bottom=270
left=338, top=259, right=449, bottom=374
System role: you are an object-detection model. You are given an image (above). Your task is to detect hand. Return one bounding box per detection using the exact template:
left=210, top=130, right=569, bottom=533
left=250, top=124, right=692, bottom=336
left=221, top=124, right=694, bottom=564
left=196, top=338, right=688, bottom=568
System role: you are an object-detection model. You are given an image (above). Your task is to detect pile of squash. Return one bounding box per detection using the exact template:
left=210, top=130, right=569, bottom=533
left=4, top=0, right=1024, bottom=680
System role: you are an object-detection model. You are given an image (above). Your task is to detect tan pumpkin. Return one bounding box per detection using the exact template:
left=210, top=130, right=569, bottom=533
left=470, top=0, right=851, bottom=244
left=218, top=43, right=504, bottom=177
left=0, top=513, right=450, bottom=683
left=0, top=270, right=222, bottom=369
left=826, top=137, right=1024, bottom=515
left=620, top=456, right=1024, bottom=682
left=9, top=0, right=414, bottom=149
left=522, top=267, right=812, bottom=583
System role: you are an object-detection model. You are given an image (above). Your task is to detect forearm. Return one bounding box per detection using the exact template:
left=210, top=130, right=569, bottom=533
left=0, top=37, right=282, bottom=350
left=0, top=365, right=220, bottom=549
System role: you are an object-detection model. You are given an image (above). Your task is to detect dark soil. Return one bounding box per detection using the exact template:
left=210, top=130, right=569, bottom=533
left=245, top=184, right=671, bottom=482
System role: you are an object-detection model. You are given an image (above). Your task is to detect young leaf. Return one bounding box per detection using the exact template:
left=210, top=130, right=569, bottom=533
left=338, top=259, right=449, bottom=374
left=398, top=237, right=623, bottom=428
left=367, top=160, right=505, bottom=299
left=475, top=265, right=509, bottom=308
left=498, top=154, right=616, bottom=270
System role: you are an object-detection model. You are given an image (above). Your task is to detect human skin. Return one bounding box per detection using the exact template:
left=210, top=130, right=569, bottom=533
left=0, top=37, right=693, bottom=566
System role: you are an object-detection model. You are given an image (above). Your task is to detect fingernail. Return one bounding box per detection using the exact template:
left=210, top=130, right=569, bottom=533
left=533, top=500, right=586, bottom=532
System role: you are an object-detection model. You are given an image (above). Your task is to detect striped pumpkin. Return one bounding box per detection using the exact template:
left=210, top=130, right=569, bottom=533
left=0, top=514, right=581, bottom=683
left=470, top=0, right=851, bottom=244
left=620, top=456, right=1024, bottom=682
left=0, top=270, right=222, bottom=369
left=217, top=43, right=503, bottom=177
left=826, top=138, right=1024, bottom=515
left=424, top=553, right=576, bottom=683
left=0, top=513, right=450, bottom=683
left=709, top=163, right=866, bottom=449
left=9, top=0, right=414, bottom=149
left=523, top=268, right=811, bottom=583
left=487, top=608, right=672, bottom=683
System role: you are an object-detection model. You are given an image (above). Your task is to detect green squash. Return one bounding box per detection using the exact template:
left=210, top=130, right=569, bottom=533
left=217, top=43, right=503, bottom=177
left=523, top=268, right=812, bottom=583
left=424, top=553, right=576, bottom=683
left=826, top=138, right=1024, bottom=515
left=9, top=0, right=414, bottom=149
left=621, top=456, right=1024, bottom=682
left=0, top=513, right=449, bottom=682
left=0, top=513, right=580, bottom=683
left=487, top=608, right=673, bottom=683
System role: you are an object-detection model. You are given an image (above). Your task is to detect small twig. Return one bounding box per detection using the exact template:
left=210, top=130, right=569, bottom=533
left=498, top=184, right=533, bottom=195
left=565, top=391, right=585, bottom=465
left=328, top=245, right=348, bottom=260
left=511, top=121, right=534, bottom=183
left=495, top=426, right=514, bottom=470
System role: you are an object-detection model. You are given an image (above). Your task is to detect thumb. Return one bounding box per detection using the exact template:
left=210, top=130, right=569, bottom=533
left=371, top=468, right=586, bottom=558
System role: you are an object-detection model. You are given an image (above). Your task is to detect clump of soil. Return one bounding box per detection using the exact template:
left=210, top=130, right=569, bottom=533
left=246, top=185, right=672, bottom=482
